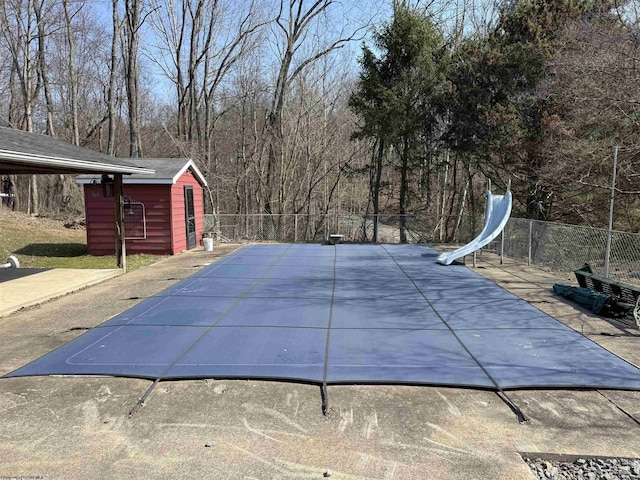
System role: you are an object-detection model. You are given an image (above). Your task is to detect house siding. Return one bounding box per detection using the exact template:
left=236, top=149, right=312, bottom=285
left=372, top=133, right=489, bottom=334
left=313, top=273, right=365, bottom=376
left=170, top=170, right=204, bottom=253
left=84, top=184, right=173, bottom=255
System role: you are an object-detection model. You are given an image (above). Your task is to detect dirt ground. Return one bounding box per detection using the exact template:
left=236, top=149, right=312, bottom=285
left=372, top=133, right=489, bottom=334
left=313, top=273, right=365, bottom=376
left=1, top=244, right=639, bottom=479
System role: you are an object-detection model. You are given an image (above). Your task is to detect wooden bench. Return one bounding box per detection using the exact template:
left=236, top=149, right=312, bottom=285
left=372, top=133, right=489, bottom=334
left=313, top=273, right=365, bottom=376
left=574, top=263, right=640, bottom=326
left=328, top=234, right=344, bottom=245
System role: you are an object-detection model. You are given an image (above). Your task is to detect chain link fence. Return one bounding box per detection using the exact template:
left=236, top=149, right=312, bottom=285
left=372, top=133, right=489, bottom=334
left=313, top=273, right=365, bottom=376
left=204, top=213, right=478, bottom=244
left=503, top=218, right=640, bottom=286
left=204, top=213, right=640, bottom=286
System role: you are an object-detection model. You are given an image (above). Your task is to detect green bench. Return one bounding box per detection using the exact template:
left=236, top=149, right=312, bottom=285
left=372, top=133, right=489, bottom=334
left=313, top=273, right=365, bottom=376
left=574, top=263, right=640, bottom=326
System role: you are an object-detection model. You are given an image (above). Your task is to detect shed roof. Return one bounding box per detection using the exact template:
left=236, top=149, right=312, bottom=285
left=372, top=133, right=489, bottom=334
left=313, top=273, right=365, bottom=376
left=76, top=158, right=207, bottom=187
left=0, top=127, right=154, bottom=175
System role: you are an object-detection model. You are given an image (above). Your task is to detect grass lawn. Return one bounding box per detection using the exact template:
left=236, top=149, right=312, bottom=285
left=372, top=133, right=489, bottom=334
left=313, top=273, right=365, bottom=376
left=0, top=209, right=163, bottom=270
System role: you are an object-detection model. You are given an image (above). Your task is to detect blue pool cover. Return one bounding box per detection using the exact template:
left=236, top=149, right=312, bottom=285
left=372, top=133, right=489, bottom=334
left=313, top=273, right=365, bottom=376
left=6, top=243, right=640, bottom=391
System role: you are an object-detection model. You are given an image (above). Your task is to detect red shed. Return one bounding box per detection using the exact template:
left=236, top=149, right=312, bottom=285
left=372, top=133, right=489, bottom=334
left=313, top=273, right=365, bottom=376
left=76, top=158, right=207, bottom=256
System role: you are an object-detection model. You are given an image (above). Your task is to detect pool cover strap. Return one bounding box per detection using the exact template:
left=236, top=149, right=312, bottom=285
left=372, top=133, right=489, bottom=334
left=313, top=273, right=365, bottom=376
left=381, top=245, right=527, bottom=421
left=7, top=243, right=640, bottom=417
left=130, top=244, right=296, bottom=415
left=321, top=244, right=338, bottom=415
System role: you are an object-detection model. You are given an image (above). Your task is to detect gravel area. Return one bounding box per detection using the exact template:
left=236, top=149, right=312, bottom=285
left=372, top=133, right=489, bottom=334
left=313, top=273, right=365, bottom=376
left=525, top=457, right=640, bottom=480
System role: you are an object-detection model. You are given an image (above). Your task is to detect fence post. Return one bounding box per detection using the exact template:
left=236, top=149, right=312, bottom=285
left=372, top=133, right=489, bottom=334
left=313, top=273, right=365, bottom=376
left=605, top=145, right=619, bottom=278
left=528, top=219, right=533, bottom=266
left=500, top=230, right=504, bottom=265
left=294, top=214, right=298, bottom=243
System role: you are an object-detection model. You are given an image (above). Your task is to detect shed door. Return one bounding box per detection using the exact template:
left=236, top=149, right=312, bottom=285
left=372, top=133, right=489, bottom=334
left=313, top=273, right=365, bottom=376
left=184, top=186, right=196, bottom=249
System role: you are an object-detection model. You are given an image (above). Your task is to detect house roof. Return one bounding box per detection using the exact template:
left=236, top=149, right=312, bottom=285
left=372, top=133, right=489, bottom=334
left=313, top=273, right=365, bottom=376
left=75, top=158, right=208, bottom=187
left=0, top=127, right=154, bottom=175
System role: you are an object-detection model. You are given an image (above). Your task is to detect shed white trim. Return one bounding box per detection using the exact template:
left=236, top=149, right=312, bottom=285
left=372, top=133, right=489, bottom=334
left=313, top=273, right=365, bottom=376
left=75, top=158, right=207, bottom=186
left=173, top=159, right=208, bottom=187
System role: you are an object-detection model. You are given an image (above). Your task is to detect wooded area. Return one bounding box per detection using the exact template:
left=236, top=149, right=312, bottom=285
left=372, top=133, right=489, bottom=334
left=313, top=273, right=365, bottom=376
left=1, top=0, right=639, bottom=237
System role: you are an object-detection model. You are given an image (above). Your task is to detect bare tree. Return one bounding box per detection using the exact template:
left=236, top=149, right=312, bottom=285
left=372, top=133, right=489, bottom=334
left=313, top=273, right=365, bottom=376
left=259, top=0, right=370, bottom=214
left=147, top=0, right=264, bottom=149
left=1, top=0, right=41, bottom=214
left=33, top=0, right=56, bottom=137
left=146, top=0, right=191, bottom=138
left=201, top=2, right=265, bottom=146
left=123, top=0, right=144, bottom=157
left=34, top=0, right=73, bottom=213
left=107, top=0, right=124, bottom=155
left=62, top=0, right=81, bottom=146
left=1, top=0, right=40, bottom=133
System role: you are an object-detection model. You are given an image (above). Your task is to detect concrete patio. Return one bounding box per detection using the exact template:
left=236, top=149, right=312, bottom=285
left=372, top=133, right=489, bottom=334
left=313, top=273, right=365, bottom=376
left=0, top=268, right=122, bottom=318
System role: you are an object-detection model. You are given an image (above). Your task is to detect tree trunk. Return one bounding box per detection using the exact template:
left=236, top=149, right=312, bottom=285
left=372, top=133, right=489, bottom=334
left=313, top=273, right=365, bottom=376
left=5, top=175, right=18, bottom=211
left=453, top=178, right=469, bottom=242
left=399, top=137, right=409, bottom=244
left=444, top=156, right=459, bottom=241
left=34, top=0, right=55, bottom=138
left=439, top=151, right=449, bottom=241
left=29, top=174, right=38, bottom=215
left=8, top=60, right=19, bottom=128
left=63, top=0, right=80, bottom=145
left=22, top=0, right=37, bottom=214
left=124, top=0, right=142, bottom=157
left=372, top=138, right=384, bottom=243
left=261, top=0, right=359, bottom=214
left=107, top=0, right=121, bottom=156
left=187, top=0, right=205, bottom=143
left=34, top=0, right=57, bottom=213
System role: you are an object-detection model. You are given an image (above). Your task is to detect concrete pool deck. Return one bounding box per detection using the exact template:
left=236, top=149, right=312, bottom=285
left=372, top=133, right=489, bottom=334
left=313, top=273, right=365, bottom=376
left=0, top=244, right=639, bottom=479
left=0, top=268, right=122, bottom=318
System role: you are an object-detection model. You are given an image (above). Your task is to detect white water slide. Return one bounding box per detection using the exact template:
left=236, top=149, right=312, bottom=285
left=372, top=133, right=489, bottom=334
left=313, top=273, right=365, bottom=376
left=437, top=188, right=512, bottom=266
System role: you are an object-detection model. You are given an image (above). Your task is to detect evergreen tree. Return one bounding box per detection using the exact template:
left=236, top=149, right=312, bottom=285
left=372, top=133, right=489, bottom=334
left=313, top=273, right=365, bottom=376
left=350, top=0, right=447, bottom=242
left=446, top=0, right=611, bottom=219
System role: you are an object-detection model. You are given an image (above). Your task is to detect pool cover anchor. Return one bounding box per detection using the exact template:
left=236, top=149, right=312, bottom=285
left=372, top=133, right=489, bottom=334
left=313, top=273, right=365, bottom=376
left=320, top=242, right=338, bottom=419
left=321, top=384, right=330, bottom=416
left=497, top=391, right=528, bottom=424
left=129, top=378, right=161, bottom=418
